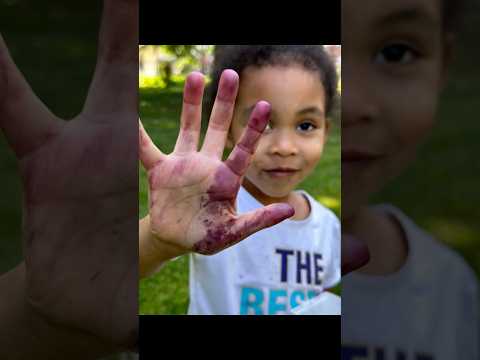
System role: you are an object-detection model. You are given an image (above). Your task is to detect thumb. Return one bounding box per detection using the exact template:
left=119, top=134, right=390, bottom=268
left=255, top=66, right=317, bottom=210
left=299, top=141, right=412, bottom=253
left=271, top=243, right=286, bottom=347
left=341, top=233, right=370, bottom=276
left=236, top=203, right=295, bottom=238
left=194, top=203, right=294, bottom=255
left=139, top=119, right=164, bottom=170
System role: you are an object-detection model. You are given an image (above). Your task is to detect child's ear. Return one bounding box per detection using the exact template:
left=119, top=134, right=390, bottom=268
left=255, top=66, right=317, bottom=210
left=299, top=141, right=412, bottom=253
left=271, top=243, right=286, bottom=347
left=440, top=33, right=455, bottom=91
left=324, top=118, right=331, bottom=139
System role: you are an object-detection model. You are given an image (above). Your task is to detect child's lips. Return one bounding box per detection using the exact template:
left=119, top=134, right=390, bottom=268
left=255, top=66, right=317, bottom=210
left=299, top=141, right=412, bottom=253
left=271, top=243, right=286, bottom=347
left=263, top=167, right=300, bottom=178
left=342, top=149, right=383, bottom=162
left=341, top=150, right=385, bottom=170
left=342, top=150, right=383, bottom=162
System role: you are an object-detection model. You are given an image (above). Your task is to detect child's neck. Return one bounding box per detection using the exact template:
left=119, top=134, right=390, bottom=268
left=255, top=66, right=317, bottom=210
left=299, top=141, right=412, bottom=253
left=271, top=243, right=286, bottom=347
left=242, top=178, right=310, bottom=221
left=343, top=206, right=408, bottom=276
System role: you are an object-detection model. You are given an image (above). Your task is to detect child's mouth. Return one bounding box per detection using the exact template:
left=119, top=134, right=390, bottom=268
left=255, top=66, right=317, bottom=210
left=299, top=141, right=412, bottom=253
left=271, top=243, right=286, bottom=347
left=263, top=168, right=300, bottom=178
left=342, top=150, right=383, bottom=162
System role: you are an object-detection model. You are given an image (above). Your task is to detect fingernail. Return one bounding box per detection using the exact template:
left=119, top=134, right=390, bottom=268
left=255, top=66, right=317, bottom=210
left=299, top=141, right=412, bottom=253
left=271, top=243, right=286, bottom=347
left=184, top=72, right=205, bottom=105
left=249, top=101, right=271, bottom=132
left=277, top=203, right=295, bottom=218
left=218, top=69, right=239, bottom=101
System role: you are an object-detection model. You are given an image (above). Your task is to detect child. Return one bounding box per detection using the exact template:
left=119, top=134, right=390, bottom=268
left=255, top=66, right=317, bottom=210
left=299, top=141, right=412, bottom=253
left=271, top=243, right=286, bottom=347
left=341, top=0, right=478, bottom=358
left=139, top=45, right=341, bottom=315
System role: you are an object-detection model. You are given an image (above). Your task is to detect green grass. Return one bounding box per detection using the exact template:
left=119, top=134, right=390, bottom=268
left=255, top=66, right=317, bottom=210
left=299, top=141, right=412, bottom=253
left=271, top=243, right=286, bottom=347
left=139, top=86, right=341, bottom=314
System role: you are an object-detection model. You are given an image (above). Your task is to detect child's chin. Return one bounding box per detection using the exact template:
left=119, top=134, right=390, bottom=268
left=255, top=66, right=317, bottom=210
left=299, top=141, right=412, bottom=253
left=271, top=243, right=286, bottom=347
left=260, top=184, right=295, bottom=199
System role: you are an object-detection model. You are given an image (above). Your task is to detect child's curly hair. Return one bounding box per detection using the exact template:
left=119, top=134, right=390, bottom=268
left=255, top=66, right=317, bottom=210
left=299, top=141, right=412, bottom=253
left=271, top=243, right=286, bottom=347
left=443, top=0, right=467, bottom=33
left=205, top=45, right=339, bottom=120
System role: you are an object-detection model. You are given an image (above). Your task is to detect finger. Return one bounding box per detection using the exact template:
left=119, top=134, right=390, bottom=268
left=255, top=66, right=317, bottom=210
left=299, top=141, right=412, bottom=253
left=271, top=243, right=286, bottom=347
left=0, top=34, right=63, bottom=158
left=224, top=101, right=270, bottom=176
left=83, top=0, right=138, bottom=115
left=200, top=69, right=239, bottom=158
left=341, top=234, right=370, bottom=276
left=173, top=72, right=205, bottom=153
left=194, top=203, right=295, bottom=255
left=139, top=119, right=164, bottom=170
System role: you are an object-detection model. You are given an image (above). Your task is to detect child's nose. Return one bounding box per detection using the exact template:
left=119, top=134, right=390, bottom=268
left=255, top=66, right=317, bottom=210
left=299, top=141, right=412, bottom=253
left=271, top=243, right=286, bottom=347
left=342, top=62, right=380, bottom=127
left=268, top=131, right=299, bottom=157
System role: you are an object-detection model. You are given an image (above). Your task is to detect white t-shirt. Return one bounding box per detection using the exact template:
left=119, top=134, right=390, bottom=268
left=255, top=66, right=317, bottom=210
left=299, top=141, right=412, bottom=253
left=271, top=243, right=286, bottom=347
left=342, top=205, right=479, bottom=360
left=187, top=186, right=341, bottom=315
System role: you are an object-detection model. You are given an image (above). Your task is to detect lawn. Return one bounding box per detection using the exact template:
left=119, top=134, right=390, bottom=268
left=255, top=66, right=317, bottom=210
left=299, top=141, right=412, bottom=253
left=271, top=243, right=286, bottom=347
left=139, top=84, right=341, bottom=314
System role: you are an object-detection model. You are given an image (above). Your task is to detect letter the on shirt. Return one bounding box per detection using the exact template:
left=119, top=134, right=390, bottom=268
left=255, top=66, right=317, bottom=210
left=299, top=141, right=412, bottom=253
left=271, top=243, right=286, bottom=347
left=313, top=253, right=323, bottom=285
left=375, top=348, right=385, bottom=360
left=342, top=345, right=368, bottom=360
left=297, top=251, right=312, bottom=284
left=415, top=355, right=433, bottom=360
left=240, top=287, right=264, bottom=315
left=275, top=248, right=294, bottom=282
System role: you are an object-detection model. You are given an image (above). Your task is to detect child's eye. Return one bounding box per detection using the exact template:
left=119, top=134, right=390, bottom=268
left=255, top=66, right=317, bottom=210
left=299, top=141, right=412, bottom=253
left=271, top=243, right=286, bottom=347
left=374, top=43, right=419, bottom=65
left=297, top=122, right=316, bottom=132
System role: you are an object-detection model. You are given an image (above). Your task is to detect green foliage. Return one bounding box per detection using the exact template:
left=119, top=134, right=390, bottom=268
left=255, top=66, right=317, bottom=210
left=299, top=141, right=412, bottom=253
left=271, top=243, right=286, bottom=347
left=163, top=45, right=195, bottom=58
left=139, top=75, right=166, bottom=89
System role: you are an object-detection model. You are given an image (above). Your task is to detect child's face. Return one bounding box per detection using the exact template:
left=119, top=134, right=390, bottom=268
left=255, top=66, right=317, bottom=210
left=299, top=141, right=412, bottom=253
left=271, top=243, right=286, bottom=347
left=342, top=0, right=450, bottom=221
left=229, top=65, right=329, bottom=200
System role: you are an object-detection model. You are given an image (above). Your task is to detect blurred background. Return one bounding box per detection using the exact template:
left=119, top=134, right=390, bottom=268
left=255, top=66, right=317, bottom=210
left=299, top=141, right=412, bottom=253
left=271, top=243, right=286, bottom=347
left=138, top=45, right=342, bottom=314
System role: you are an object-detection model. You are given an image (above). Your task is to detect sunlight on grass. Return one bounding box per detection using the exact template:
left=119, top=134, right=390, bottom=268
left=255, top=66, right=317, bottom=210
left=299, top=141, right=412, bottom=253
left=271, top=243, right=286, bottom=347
left=316, top=196, right=341, bottom=213
left=139, top=75, right=167, bottom=89
left=139, top=75, right=211, bottom=90
left=424, top=218, right=477, bottom=248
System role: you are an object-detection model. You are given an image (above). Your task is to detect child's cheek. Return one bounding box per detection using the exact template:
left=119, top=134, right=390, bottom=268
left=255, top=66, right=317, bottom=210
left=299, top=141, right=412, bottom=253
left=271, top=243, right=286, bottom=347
left=395, top=98, right=437, bottom=147
left=302, top=138, right=325, bottom=174
left=384, top=69, right=440, bottom=146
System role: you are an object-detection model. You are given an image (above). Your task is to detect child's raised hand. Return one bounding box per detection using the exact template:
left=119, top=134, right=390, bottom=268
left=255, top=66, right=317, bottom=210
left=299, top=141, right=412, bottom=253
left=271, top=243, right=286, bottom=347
left=140, top=70, right=294, bottom=261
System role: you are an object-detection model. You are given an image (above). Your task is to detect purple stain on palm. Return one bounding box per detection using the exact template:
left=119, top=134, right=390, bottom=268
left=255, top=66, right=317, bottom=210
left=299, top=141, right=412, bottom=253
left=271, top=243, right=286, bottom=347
left=205, top=164, right=240, bottom=201
left=192, top=100, right=293, bottom=255
left=194, top=196, right=294, bottom=255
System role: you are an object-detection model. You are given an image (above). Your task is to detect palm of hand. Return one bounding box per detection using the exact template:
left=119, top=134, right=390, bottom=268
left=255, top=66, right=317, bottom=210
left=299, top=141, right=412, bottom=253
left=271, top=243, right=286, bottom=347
left=140, top=70, right=295, bottom=258
left=148, top=153, right=241, bottom=254
left=20, top=117, right=137, bottom=347
left=0, top=0, right=138, bottom=350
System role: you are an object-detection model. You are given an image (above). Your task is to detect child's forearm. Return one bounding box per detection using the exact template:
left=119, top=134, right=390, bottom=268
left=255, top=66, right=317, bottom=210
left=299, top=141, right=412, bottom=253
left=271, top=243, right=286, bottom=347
left=0, top=264, right=112, bottom=360
left=139, top=215, right=184, bottom=279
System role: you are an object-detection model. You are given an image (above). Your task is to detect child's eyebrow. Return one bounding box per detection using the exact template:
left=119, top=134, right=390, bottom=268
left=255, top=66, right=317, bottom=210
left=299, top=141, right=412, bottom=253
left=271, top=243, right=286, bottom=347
left=296, top=106, right=324, bottom=117
left=374, top=6, right=439, bottom=29
left=242, top=105, right=324, bottom=118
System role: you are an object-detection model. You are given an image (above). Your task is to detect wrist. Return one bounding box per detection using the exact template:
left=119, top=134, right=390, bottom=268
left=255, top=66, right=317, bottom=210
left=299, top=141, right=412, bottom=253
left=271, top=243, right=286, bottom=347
left=0, top=264, right=114, bottom=360
left=139, top=215, right=185, bottom=278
